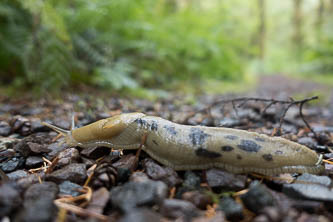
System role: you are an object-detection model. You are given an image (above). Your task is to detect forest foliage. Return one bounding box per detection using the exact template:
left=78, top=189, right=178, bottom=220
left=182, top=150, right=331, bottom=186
left=0, top=0, right=332, bottom=94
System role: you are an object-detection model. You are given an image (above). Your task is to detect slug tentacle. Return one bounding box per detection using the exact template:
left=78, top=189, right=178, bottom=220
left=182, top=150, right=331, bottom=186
left=43, top=112, right=325, bottom=176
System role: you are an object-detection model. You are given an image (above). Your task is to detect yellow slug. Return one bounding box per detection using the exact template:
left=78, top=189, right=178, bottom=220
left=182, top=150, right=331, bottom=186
left=43, top=112, right=324, bottom=176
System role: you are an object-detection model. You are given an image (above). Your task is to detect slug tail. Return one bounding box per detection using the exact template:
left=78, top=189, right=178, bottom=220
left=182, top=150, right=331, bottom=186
left=42, top=122, right=70, bottom=137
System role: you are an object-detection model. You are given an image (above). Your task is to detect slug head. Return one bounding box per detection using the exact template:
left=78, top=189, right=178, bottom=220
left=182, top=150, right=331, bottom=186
left=43, top=113, right=146, bottom=147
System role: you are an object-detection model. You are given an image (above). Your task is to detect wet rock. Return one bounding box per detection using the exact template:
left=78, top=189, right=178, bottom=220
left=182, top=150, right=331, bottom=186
left=46, top=140, right=67, bottom=159
left=297, top=137, right=317, bottom=149
left=206, top=168, right=247, bottom=190
left=47, top=163, right=87, bottom=184
left=118, top=208, right=162, bottom=222
left=25, top=156, right=43, bottom=168
left=143, top=158, right=182, bottom=187
left=130, top=171, right=149, bottom=183
left=13, top=133, right=52, bottom=157
left=219, top=118, right=242, bottom=128
left=258, top=207, right=281, bottom=222
left=160, top=199, right=200, bottom=220
left=0, top=121, right=11, bottom=136
left=183, top=171, right=201, bottom=190
left=240, top=181, right=275, bottom=213
left=30, top=119, right=49, bottom=133
left=182, top=191, right=212, bottom=210
left=0, top=155, right=25, bottom=173
left=0, top=183, right=22, bottom=217
left=16, top=182, right=58, bottom=222
left=17, top=173, right=43, bottom=190
left=80, top=146, right=110, bottom=159
left=283, top=173, right=333, bottom=202
left=59, top=181, right=83, bottom=197
left=0, top=148, right=15, bottom=162
left=112, top=154, right=137, bottom=171
left=11, top=116, right=30, bottom=134
left=7, top=170, right=28, bottom=180
left=110, top=179, right=167, bottom=212
left=27, top=142, right=51, bottom=153
left=56, top=148, right=80, bottom=167
left=192, top=211, right=226, bottom=222
left=292, top=200, right=324, bottom=213
left=116, top=167, right=132, bottom=183
left=86, top=187, right=109, bottom=214
left=218, top=196, right=243, bottom=221
left=24, top=182, right=58, bottom=204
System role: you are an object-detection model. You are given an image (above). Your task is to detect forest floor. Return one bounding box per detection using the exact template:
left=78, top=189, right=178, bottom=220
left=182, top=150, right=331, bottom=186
left=1, top=74, right=333, bottom=222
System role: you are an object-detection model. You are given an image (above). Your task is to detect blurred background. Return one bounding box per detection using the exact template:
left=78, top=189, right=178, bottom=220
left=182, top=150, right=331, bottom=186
left=0, top=0, right=332, bottom=97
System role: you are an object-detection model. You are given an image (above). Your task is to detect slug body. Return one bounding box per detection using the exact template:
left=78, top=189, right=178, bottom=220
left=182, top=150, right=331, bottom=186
left=43, top=113, right=324, bottom=176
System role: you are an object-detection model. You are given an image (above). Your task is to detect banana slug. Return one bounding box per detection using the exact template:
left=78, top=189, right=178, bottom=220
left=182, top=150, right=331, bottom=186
left=43, top=112, right=324, bottom=176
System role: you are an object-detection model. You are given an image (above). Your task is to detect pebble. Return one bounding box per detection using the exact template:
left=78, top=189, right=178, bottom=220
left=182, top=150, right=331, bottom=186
left=219, top=118, right=242, bottom=127
left=30, top=119, right=48, bottom=133
left=56, top=148, right=80, bottom=167
left=182, top=191, right=212, bottom=210
left=47, top=163, right=87, bottom=184
left=0, top=148, right=15, bottom=162
left=112, top=154, right=137, bottom=171
left=59, top=181, right=83, bottom=197
left=118, top=208, right=162, bottom=222
left=6, top=170, right=28, bottom=180
left=0, top=183, right=21, bottom=217
left=143, top=158, right=182, bottom=187
left=15, top=182, right=58, bottom=222
left=17, top=173, right=44, bottom=190
left=0, top=155, right=25, bottom=173
left=86, top=187, right=110, bottom=214
left=80, top=146, right=110, bottom=159
left=283, top=173, right=333, bottom=202
left=183, top=171, right=201, bottom=190
left=0, top=121, right=11, bottom=136
left=297, top=137, right=317, bottom=149
left=160, top=199, right=199, bottom=220
left=27, top=142, right=51, bottom=153
left=206, top=168, right=247, bottom=190
left=25, top=156, right=44, bottom=168
left=46, top=140, right=67, bottom=159
left=110, top=179, right=167, bottom=212
left=218, top=196, right=243, bottom=221
left=240, top=181, right=275, bottom=213
left=192, top=211, right=226, bottom=222
left=0, top=137, right=19, bottom=150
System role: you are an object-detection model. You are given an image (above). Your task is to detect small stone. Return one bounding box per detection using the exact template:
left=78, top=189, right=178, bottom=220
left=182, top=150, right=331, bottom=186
left=182, top=191, right=212, bottom=210
left=0, top=121, right=11, bottom=136
left=59, top=181, right=83, bottom=197
left=297, top=137, right=317, bottom=149
left=25, top=156, right=44, bottom=168
left=160, top=199, right=199, bottom=220
left=56, top=148, right=80, bottom=167
left=86, top=187, right=109, bottom=214
left=112, top=154, right=137, bottom=172
left=219, top=118, right=242, bottom=127
left=17, top=173, right=43, bottom=190
left=30, top=119, right=49, bottom=133
left=283, top=173, right=333, bottom=201
left=7, top=170, right=28, bottom=180
left=143, top=158, right=182, bottom=187
left=80, top=146, right=110, bottom=159
left=218, top=196, right=243, bottom=221
left=130, top=172, right=149, bottom=183
left=118, top=208, right=162, bottom=222
left=183, top=171, right=201, bottom=190
left=0, top=148, right=15, bottom=162
left=206, top=168, right=247, bottom=190
left=27, top=142, right=51, bottom=153
left=240, top=181, right=275, bottom=213
left=46, top=140, right=67, bottom=159
left=0, top=155, right=25, bottom=173
left=47, top=163, right=87, bottom=184
left=110, top=180, right=167, bottom=212
left=24, top=182, right=58, bottom=205
left=16, top=182, right=58, bottom=222
left=259, top=207, right=281, bottom=222
left=0, top=137, right=19, bottom=150
left=192, top=211, right=226, bottom=222
left=0, top=183, right=21, bottom=217
left=11, top=116, right=29, bottom=132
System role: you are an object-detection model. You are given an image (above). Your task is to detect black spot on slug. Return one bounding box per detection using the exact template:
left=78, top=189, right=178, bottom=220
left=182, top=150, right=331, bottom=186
left=254, top=137, right=266, bottom=142
left=195, top=148, right=221, bottom=158
left=189, top=128, right=210, bottom=146
left=225, top=135, right=238, bottom=140
left=164, top=125, right=177, bottom=135
left=262, top=154, right=273, bottom=161
left=237, top=139, right=262, bottom=152
left=275, top=150, right=283, bottom=155
left=150, top=121, right=158, bottom=131
left=237, top=154, right=242, bottom=160
left=221, top=146, right=234, bottom=152
left=152, top=140, right=159, bottom=146
left=134, top=118, right=158, bottom=131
